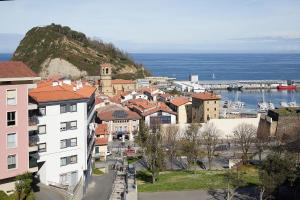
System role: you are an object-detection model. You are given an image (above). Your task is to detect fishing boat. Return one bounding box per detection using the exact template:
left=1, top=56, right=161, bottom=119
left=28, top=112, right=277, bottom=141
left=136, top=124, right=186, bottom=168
left=227, top=83, right=243, bottom=91
left=277, top=80, right=297, bottom=90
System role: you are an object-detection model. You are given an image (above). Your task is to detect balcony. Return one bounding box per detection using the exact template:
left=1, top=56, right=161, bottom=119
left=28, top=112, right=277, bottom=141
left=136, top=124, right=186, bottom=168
left=29, top=132, right=39, bottom=152
left=28, top=116, right=39, bottom=131
left=28, top=102, right=38, bottom=110
left=28, top=152, right=39, bottom=173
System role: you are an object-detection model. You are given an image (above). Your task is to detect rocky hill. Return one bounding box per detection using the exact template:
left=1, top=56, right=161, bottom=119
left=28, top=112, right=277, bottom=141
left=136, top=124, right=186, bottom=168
left=12, top=24, right=150, bottom=79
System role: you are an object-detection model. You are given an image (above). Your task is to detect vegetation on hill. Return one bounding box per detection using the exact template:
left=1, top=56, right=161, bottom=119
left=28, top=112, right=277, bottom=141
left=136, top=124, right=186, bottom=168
left=12, top=23, right=150, bottom=79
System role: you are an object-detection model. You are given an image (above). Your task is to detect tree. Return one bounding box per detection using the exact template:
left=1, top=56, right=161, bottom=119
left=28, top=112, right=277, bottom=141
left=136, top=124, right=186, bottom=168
left=182, top=123, right=201, bottom=171
left=224, top=169, right=245, bottom=200
left=259, top=153, right=296, bottom=200
left=254, top=138, right=266, bottom=161
left=201, top=123, right=219, bottom=170
left=233, top=123, right=256, bottom=163
left=144, top=129, right=165, bottom=183
left=136, top=120, right=149, bottom=147
left=163, top=125, right=179, bottom=170
left=15, top=172, right=32, bottom=200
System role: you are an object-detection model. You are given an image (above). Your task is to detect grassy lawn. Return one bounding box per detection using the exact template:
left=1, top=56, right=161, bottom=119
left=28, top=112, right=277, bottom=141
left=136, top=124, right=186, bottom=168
left=137, top=165, right=260, bottom=192
left=127, top=156, right=142, bottom=164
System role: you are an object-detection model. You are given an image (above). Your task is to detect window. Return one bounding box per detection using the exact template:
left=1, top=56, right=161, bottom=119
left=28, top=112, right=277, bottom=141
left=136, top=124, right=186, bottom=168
left=7, top=155, right=16, bottom=169
left=60, top=138, right=77, bottom=149
left=38, top=143, right=46, bottom=152
left=207, top=108, right=209, bottom=111
left=70, top=138, right=77, bottom=147
left=214, top=101, right=217, bottom=104
left=214, top=108, right=217, bottom=111
left=60, top=122, right=67, bottom=131
left=7, top=133, right=16, bottom=148
left=38, top=125, right=46, bottom=134
left=60, top=104, right=77, bottom=113
left=60, top=157, right=67, bottom=166
left=60, top=105, right=67, bottom=113
left=70, top=155, right=77, bottom=164
left=60, top=155, right=77, bottom=166
left=106, top=68, right=109, bottom=74
left=69, top=104, right=77, bottom=112
left=70, top=121, right=77, bottom=130
left=7, top=111, right=16, bottom=126
left=60, top=140, right=67, bottom=149
left=6, top=89, right=17, bottom=105
left=61, top=121, right=77, bottom=131
left=39, top=107, right=46, bottom=116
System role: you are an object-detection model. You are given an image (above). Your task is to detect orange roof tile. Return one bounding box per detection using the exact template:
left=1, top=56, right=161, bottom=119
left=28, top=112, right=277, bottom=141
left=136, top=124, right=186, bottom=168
left=29, top=80, right=96, bottom=103
left=95, top=138, right=108, bottom=146
left=170, top=97, right=190, bottom=107
left=192, top=92, right=221, bottom=100
left=98, top=109, right=141, bottom=121
left=0, top=61, right=38, bottom=78
left=112, top=79, right=135, bottom=84
left=95, top=124, right=108, bottom=135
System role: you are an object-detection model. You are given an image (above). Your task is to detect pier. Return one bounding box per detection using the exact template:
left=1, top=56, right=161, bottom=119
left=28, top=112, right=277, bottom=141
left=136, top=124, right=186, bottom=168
left=173, top=80, right=300, bottom=90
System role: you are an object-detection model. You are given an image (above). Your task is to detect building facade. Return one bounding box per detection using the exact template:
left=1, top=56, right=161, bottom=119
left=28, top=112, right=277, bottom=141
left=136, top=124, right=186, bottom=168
left=169, top=97, right=192, bottom=124
left=99, top=63, right=114, bottom=97
left=0, top=61, right=40, bottom=193
left=192, top=92, right=221, bottom=123
left=29, top=80, right=96, bottom=190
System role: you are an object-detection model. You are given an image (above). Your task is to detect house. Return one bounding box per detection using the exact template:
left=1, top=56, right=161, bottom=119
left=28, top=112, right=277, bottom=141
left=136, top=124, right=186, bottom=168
left=0, top=61, right=41, bottom=193
left=192, top=92, right=221, bottom=123
left=140, top=87, right=164, bottom=101
left=128, top=99, right=176, bottom=130
left=29, top=79, right=96, bottom=190
left=157, top=93, right=173, bottom=103
left=96, top=104, right=141, bottom=141
left=169, top=97, right=192, bottom=124
left=94, top=124, right=109, bottom=161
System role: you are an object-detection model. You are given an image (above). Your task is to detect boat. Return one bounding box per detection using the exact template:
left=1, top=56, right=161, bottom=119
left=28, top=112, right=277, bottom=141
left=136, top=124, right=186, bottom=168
left=257, top=90, right=274, bottom=113
left=277, top=80, right=297, bottom=90
left=227, top=83, right=243, bottom=91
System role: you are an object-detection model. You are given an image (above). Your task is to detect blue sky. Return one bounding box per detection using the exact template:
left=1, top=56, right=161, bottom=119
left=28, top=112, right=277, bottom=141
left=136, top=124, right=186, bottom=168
left=0, top=0, right=300, bottom=53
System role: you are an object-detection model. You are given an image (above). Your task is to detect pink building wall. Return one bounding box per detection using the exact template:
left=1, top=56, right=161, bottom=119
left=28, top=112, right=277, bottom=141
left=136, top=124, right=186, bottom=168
left=0, top=84, right=29, bottom=179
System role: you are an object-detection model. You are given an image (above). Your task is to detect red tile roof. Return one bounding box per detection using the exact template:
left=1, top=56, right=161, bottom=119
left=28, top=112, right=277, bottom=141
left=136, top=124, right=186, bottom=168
left=100, top=63, right=112, bottom=68
left=170, top=97, right=190, bottom=107
left=128, top=99, right=176, bottom=116
left=0, top=61, right=38, bottom=78
left=95, top=137, right=108, bottom=146
left=95, top=124, right=108, bottom=135
left=112, top=79, right=135, bottom=84
left=192, top=92, right=221, bottom=100
left=29, top=80, right=96, bottom=103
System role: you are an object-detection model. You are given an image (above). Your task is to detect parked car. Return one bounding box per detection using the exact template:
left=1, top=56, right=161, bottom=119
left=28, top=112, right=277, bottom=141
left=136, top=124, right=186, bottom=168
left=106, top=150, right=112, bottom=156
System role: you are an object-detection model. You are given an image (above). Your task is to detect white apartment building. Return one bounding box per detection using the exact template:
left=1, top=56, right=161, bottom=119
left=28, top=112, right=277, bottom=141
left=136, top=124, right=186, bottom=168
left=29, top=80, right=96, bottom=190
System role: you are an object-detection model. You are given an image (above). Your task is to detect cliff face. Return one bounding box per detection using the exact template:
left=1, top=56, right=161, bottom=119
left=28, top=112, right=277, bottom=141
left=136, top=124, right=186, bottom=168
left=12, top=23, right=150, bottom=79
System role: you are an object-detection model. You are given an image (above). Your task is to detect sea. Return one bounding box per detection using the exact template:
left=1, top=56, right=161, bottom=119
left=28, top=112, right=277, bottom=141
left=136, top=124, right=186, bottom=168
left=1, top=53, right=300, bottom=110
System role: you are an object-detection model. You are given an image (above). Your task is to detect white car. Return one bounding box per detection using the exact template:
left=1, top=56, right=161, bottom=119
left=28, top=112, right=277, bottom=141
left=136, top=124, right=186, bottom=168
left=106, top=150, right=112, bottom=156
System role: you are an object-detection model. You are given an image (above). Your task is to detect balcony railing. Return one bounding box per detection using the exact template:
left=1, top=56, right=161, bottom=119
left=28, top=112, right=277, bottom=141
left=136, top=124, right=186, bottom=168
left=28, top=116, right=39, bottom=126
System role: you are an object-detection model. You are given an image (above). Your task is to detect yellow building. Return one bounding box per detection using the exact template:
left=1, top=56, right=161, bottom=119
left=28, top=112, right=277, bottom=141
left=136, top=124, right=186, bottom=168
left=112, top=79, right=136, bottom=94
left=192, top=92, right=221, bottom=123
left=169, top=97, right=192, bottom=124
left=99, top=63, right=113, bottom=96
left=99, top=63, right=136, bottom=96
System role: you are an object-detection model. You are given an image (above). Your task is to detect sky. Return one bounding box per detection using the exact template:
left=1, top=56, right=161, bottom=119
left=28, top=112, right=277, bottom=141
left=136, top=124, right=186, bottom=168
left=0, top=0, right=300, bottom=53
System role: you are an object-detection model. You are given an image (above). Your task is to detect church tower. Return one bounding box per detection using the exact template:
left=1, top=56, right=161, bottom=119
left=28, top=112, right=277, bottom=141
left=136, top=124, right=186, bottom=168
left=99, top=63, right=113, bottom=96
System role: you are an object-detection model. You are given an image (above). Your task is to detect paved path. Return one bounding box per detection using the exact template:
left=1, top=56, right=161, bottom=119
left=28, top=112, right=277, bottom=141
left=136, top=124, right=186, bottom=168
left=34, top=183, right=65, bottom=200
left=139, top=188, right=257, bottom=200
left=83, top=172, right=115, bottom=200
